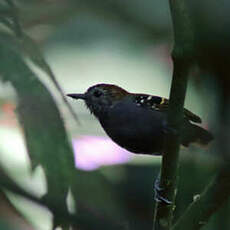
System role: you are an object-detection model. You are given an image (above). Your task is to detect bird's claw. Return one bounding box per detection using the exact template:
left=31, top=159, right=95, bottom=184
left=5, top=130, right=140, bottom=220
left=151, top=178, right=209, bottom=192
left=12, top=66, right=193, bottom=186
left=154, top=175, right=172, bottom=205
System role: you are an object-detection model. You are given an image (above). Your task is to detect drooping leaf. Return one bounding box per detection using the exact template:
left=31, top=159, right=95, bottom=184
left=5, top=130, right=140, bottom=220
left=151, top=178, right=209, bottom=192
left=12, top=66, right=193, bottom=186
left=0, top=35, right=75, bottom=228
left=0, top=34, right=124, bottom=228
left=1, top=0, right=80, bottom=124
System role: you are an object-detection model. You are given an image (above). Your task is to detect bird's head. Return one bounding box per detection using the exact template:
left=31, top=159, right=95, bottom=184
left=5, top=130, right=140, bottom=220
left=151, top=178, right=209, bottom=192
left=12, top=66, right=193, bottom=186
left=67, top=84, right=129, bottom=117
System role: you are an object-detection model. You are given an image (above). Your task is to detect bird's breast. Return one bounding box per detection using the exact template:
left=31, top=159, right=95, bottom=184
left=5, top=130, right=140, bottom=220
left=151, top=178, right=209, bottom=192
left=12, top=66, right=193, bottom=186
left=99, top=99, right=166, bottom=154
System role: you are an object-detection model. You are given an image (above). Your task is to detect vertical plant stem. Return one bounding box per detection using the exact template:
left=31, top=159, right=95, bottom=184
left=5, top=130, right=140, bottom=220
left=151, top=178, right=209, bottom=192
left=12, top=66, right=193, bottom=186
left=153, top=0, right=195, bottom=229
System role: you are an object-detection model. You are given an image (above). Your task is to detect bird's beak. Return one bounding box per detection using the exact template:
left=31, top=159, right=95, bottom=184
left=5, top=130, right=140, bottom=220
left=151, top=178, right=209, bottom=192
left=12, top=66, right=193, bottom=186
left=67, top=93, right=86, bottom=100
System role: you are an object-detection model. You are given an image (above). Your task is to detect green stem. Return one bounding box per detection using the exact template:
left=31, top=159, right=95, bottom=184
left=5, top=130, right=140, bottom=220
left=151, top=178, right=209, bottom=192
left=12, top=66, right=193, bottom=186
left=153, top=0, right=194, bottom=229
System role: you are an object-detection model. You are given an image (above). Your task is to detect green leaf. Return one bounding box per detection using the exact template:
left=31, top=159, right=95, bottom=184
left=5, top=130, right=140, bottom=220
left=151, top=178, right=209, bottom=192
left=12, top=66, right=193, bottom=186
left=0, top=35, right=124, bottom=228
left=19, top=34, right=80, bottom=124
left=1, top=0, right=80, bottom=124
left=0, top=35, right=75, bottom=228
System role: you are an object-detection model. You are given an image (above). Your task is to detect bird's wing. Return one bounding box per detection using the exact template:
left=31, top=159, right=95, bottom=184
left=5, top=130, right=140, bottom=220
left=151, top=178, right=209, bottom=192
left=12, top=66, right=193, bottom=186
left=134, top=94, right=202, bottom=124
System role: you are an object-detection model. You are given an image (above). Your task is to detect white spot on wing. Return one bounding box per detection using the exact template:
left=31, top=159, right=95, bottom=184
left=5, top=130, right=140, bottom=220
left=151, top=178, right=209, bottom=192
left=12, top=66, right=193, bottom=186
left=147, top=96, right=152, bottom=100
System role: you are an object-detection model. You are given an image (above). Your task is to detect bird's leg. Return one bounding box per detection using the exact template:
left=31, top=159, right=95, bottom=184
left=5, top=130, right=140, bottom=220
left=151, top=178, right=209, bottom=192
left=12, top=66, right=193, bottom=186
left=154, top=172, right=172, bottom=205
left=154, top=121, right=177, bottom=205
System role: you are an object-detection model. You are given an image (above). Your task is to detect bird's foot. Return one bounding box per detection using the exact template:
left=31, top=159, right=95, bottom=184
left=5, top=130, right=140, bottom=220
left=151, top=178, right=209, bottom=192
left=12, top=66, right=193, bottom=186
left=154, top=174, right=172, bottom=205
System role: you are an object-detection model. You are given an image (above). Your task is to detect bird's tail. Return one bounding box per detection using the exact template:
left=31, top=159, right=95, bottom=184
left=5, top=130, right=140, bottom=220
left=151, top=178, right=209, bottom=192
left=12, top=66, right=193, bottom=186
left=182, top=124, right=214, bottom=147
left=194, top=125, right=214, bottom=146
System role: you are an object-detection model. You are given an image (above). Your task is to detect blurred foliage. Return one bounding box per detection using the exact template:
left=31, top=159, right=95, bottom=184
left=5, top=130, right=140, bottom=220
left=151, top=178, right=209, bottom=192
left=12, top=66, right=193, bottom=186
left=0, top=0, right=230, bottom=230
left=0, top=0, right=125, bottom=229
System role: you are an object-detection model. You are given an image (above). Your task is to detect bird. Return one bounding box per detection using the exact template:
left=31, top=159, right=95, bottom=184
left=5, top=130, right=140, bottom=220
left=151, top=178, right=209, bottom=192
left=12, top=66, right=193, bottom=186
left=67, top=83, right=213, bottom=155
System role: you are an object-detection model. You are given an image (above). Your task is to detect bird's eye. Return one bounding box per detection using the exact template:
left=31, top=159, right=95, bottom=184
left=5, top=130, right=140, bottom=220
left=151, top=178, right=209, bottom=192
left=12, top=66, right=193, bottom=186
left=93, top=90, right=103, bottom=98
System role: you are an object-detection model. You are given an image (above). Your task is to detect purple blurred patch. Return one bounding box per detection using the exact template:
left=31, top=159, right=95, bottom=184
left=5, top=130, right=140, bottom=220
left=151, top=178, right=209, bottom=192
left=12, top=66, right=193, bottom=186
left=72, top=136, right=132, bottom=171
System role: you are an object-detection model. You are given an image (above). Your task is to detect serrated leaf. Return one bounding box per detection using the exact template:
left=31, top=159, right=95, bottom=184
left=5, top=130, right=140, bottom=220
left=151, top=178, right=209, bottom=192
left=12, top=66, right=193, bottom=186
left=20, top=34, right=80, bottom=124
left=1, top=0, right=80, bottom=124
left=0, top=36, right=125, bottom=228
left=0, top=36, right=75, bottom=229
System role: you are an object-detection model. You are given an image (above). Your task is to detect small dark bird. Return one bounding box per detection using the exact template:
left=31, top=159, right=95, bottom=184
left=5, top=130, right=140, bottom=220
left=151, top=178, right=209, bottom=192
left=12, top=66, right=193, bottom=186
left=67, top=84, right=213, bottom=155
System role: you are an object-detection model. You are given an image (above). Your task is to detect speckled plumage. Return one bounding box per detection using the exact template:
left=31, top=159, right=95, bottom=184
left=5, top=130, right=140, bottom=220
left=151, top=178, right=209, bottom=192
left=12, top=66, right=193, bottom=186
left=67, top=84, right=213, bottom=155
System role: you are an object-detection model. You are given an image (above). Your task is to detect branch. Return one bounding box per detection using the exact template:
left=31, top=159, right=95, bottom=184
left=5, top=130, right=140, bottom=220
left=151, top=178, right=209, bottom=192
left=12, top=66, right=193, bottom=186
left=153, top=0, right=194, bottom=229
